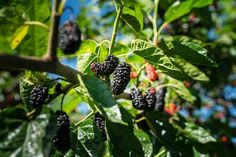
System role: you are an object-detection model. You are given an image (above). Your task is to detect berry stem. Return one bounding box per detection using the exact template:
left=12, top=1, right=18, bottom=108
left=153, top=0, right=159, bottom=46
left=60, top=93, right=66, bottom=110
left=24, top=21, right=49, bottom=30
left=134, top=117, right=146, bottom=123
left=109, top=5, right=123, bottom=55
left=75, top=111, right=94, bottom=127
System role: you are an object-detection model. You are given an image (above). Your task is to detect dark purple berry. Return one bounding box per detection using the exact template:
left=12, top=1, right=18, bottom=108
left=29, top=85, right=48, bottom=108
left=59, top=21, right=81, bottom=54
left=130, top=88, right=146, bottom=110
left=91, top=55, right=119, bottom=76
left=94, top=112, right=107, bottom=141
left=112, top=62, right=131, bottom=95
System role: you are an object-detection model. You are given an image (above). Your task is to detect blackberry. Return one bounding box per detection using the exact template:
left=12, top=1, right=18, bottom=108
left=53, top=129, right=71, bottom=152
left=91, top=55, right=119, bottom=76
left=144, top=89, right=156, bottom=110
left=56, top=110, right=70, bottom=128
left=112, top=62, right=131, bottom=95
left=29, top=85, right=48, bottom=108
left=130, top=88, right=146, bottom=110
left=155, top=87, right=166, bottom=112
left=94, top=112, right=107, bottom=140
left=58, top=21, right=81, bottom=54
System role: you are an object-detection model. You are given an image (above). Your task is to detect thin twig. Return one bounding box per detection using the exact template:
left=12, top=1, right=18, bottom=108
left=75, top=111, right=94, bottom=127
left=153, top=0, right=159, bottom=46
left=46, top=0, right=61, bottom=61
left=24, top=21, right=49, bottom=30
left=108, top=5, right=123, bottom=55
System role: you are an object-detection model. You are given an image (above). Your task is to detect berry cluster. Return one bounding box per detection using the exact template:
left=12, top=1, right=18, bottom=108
left=130, top=87, right=166, bottom=111
left=94, top=112, right=107, bottom=141
left=112, top=62, right=131, bottom=95
left=155, top=87, right=166, bottom=112
left=58, top=21, right=81, bottom=54
left=53, top=110, right=71, bottom=152
left=91, top=55, right=119, bottom=76
left=29, top=85, right=48, bottom=108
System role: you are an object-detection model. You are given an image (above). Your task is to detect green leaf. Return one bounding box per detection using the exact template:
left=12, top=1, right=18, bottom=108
left=159, top=40, right=217, bottom=67
left=106, top=121, right=145, bottom=157
left=193, top=147, right=210, bottom=157
left=21, top=108, right=52, bottom=157
left=77, top=118, right=108, bottom=157
left=112, top=43, right=129, bottom=56
left=78, top=74, right=116, bottom=107
left=170, top=57, right=209, bottom=81
left=16, top=0, right=50, bottom=56
left=121, top=4, right=143, bottom=32
left=164, top=0, right=213, bottom=23
left=77, top=53, right=97, bottom=74
left=192, top=0, right=213, bottom=8
left=134, top=129, right=153, bottom=157
left=132, top=39, right=210, bottom=81
left=97, top=40, right=110, bottom=62
left=132, top=40, right=189, bottom=81
left=167, top=77, right=196, bottom=103
left=145, top=112, right=178, bottom=152
left=76, top=39, right=98, bottom=54
left=172, top=115, right=216, bottom=144
left=0, top=107, right=53, bottom=157
left=11, top=25, right=29, bottom=49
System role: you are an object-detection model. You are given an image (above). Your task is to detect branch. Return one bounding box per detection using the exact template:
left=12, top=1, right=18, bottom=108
left=46, top=0, right=61, bottom=61
left=108, top=5, right=123, bottom=55
left=153, top=0, right=159, bottom=46
left=0, top=54, right=78, bottom=83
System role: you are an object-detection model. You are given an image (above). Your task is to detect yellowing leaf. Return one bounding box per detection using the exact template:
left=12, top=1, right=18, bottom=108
left=11, top=25, right=29, bottom=49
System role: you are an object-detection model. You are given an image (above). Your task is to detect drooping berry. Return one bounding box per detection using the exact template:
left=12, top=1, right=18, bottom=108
left=130, top=88, right=146, bottom=110
left=58, top=21, right=81, bottom=54
left=145, top=63, right=157, bottom=81
left=155, top=87, right=166, bottom=112
left=53, top=129, right=71, bottom=152
left=91, top=55, right=119, bottom=76
left=112, top=62, right=131, bottom=95
left=29, top=85, right=49, bottom=108
left=56, top=110, right=70, bottom=129
left=144, top=89, right=156, bottom=110
left=94, top=112, right=107, bottom=141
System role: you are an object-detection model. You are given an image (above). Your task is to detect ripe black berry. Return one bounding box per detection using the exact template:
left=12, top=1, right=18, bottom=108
left=112, top=62, right=131, bottom=95
left=58, top=21, right=81, bottom=54
left=91, top=55, right=119, bottom=76
left=53, top=128, right=71, bottom=152
left=56, top=110, right=70, bottom=128
left=29, top=85, right=48, bottom=108
left=130, top=88, right=146, bottom=110
left=94, top=112, right=107, bottom=141
left=155, top=87, right=166, bottom=112
left=144, top=89, right=156, bottom=110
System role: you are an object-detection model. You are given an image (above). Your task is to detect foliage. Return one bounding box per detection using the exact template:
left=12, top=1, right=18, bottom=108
left=1, top=0, right=236, bottom=157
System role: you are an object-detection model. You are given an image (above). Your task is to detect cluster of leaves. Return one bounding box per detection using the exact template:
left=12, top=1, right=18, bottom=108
left=1, top=0, right=236, bottom=157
